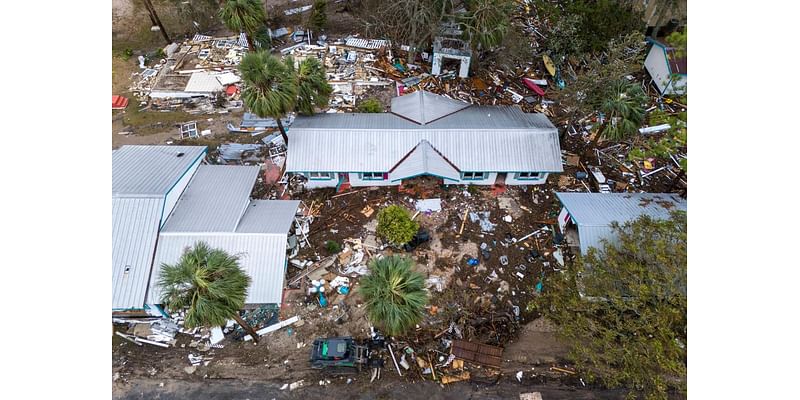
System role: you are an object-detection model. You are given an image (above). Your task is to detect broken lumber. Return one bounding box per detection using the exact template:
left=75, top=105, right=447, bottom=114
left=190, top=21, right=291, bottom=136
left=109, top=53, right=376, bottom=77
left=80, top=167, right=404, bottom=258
left=550, top=366, right=576, bottom=375
left=243, top=316, right=301, bottom=341
left=457, top=209, right=469, bottom=236
left=387, top=344, right=403, bottom=376
left=441, top=371, right=470, bottom=384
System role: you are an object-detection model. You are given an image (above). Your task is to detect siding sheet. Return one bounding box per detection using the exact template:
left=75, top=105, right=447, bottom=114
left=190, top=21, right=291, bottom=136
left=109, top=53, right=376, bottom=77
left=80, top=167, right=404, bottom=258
left=112, top=197, right=163, bottom=309
left=113, top=146, right=207, bottom=195
left=148, top=234, right=288, bottom=305
left=390, top=140, right=460, bottom=181
left=554, top=192, right=687, bottom=254
left=161, top=165, right=259, bottom=233
left=236, top=200, right=301, bottom=234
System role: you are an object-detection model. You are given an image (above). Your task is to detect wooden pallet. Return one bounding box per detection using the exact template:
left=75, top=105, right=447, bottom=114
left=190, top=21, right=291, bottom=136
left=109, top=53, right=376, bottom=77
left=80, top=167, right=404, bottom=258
left=451, top=340, right=504, bottom=369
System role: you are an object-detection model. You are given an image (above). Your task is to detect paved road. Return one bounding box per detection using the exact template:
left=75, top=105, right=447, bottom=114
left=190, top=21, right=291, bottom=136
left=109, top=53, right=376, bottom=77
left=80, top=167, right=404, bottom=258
left=114, top=377, right=634, bottom=400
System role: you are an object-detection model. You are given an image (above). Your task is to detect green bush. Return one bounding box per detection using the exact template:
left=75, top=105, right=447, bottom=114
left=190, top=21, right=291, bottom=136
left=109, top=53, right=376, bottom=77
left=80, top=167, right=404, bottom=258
left=358, top=98, right=384, bottom=113
left=376, top=205, right=419, bottom=245
left=123, top=48, right=134, bottom=61
left=325, top=240, right=341, bottom=254
left=308, top=0, right=328, bottom=31
left=359, top=255, right=427, bottom=336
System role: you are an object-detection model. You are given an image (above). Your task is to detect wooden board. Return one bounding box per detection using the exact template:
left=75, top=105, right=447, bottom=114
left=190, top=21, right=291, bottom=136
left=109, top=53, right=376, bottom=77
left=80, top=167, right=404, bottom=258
left=542, top=55, right=556, bottom=77
left=451, top=340, right=504, bottom=368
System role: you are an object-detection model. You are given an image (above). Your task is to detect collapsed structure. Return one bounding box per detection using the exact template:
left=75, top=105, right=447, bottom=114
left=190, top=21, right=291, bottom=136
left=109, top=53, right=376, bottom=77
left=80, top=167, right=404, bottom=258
left=286, top=90, right=563, bottom=190
left=112, top=145, right=299, bottom=315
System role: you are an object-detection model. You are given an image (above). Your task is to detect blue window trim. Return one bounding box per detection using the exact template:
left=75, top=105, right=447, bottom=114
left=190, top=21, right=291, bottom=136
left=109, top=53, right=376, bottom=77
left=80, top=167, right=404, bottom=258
left=359, top=172, right=386, bottom=181
left=460, top=172, right=487, bottom=181
left=515, top=172, right=543, bottom=180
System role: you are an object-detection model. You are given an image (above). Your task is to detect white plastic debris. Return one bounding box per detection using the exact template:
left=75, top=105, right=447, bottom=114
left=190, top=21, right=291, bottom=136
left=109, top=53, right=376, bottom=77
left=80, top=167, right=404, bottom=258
left=516, top=371, right=523, bottom=382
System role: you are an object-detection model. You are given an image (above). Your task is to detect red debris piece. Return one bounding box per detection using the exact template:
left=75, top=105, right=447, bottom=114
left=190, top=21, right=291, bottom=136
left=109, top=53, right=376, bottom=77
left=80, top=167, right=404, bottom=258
left=112, top=95, right=129, bottom=110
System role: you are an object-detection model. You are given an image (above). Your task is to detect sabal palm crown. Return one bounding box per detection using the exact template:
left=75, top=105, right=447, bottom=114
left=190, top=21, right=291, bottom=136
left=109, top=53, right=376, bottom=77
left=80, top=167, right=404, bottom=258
left=239, top=51, right=297, bottom=121
left=158, top=242, right=250, bottom=328
left=359, top=255, right=427, bottom=336
left=219, top=0, right=268, bottom=50
left=598, top=79, right=647, bottom=142
left=294, top=57, right=333, bottom=115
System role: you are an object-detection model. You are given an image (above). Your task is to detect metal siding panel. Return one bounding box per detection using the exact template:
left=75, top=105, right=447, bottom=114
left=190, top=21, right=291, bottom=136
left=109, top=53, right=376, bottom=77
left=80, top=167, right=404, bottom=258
left=161, top=165, right=259, bottom=232
left=148, top=234, right=287, bottom=305
left=113, top=146, right=207, bottom=195
left=112, top=197, right=162, bottom=309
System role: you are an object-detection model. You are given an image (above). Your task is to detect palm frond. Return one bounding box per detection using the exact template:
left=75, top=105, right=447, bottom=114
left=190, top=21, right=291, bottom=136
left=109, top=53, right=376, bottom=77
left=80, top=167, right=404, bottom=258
left=358, top=255, right=427, bottom=336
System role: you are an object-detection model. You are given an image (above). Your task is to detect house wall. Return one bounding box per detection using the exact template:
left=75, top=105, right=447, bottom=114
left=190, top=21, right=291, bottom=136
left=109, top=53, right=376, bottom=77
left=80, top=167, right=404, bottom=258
left=644, top=45, right=672, bottom=95
left=505, top=172, right=549, bottom=186
left=294, top=173, right=339, bottom=189
left=161, top=153, right=205, bottom=227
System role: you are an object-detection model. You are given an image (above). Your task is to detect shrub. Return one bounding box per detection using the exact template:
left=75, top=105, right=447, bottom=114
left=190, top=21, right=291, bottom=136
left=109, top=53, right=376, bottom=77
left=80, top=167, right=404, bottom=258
left=376, top=205, right=419, bottom=245
left=358, top=98, right=384, bottom=113
left=325, top=240, right=341, bottom=254
left=123, top=48, right=134, bottom=60
left=359, top=255, right=427, bottom=336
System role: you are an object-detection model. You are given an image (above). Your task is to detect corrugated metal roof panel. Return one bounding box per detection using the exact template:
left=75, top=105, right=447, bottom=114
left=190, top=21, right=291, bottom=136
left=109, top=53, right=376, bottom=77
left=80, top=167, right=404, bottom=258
left=112, top=197, right=162, bottom=309
left=391, top=140, right=460, bottom=180
left=147, top=234, right=288, bottom=305
left=391, top=90, right=470, bottom=125
left=113, top=146, right=207, bottom=195
left=554, top=192, right=687, bottom=254
left=161, top=165, right=259, bottom=233
left=286, top=128, right=562, bottom=172
left=236, top=200, right=301, bottom=234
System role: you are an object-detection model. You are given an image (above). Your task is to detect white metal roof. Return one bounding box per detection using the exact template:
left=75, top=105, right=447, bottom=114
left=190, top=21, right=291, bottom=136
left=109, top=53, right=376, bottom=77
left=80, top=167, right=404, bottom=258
left=287, top=128, right=562, bottom=172
left=113, top=146, right=207, bottom=195
left=555, top=192, right=687, bottom=254
left=390, top=140, right=460, bottom=181
left=391, top=90, right=470, bottom=125
left=236, top=200, right=301, bottom=234
left=147, top=234, right=288, bottom=305
left=161, top=165, right=259, bottom=233
left=112, top=197, right=162, bottom=309
left=184, top=71, right=225, bottom=93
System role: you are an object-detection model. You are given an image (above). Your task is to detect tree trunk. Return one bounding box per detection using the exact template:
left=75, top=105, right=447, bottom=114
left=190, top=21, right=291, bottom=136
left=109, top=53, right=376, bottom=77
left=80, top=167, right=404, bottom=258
left=142, top=0, right=171, bottom=44
left=232, top=313, right=259, bottom=343
left=276, top=118, right=289, bottom=146
left=246, top=32, right=255, bottom=52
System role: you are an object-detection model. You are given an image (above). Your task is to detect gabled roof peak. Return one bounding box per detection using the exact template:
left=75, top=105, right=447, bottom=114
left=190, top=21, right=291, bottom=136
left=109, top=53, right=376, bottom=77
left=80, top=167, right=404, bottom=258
left=390, top=90, right=471, bottom=125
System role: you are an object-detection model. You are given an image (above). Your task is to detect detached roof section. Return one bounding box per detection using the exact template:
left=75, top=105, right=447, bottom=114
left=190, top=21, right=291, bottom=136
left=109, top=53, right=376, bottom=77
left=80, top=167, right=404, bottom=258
left=161, top=165, right=259, bottom=233
left=555, top=192, right=687, bottom=254
left=113, top=146, right=207, bottom=195
left=648, top=38, right=687, bottom=75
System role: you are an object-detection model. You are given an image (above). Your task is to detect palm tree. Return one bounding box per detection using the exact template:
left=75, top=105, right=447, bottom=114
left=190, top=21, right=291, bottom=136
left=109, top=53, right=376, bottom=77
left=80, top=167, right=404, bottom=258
left=239, top=51, right=297, bottom=144
left=459, top=0, right=513, bottom=53
left=358, top=255, right=427, bottom=336
left=157, top=241, right=260, bottom=343
left=293, top=57, right=333, bottom=115
left=219, top=0, right=269, bottom=52
left=592, top=79, right=647, bottom=145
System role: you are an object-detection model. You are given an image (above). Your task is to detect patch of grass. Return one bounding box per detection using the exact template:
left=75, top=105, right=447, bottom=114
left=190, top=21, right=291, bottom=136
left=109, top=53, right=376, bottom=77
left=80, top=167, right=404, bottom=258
left=122, top=106, right=195, bottom=136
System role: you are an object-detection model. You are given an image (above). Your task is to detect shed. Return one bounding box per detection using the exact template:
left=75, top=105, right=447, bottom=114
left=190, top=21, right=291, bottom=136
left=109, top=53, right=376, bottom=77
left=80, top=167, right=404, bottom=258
left=644, top=38, right=687, bottom=96
left=554, top=192, right=686, bottom=255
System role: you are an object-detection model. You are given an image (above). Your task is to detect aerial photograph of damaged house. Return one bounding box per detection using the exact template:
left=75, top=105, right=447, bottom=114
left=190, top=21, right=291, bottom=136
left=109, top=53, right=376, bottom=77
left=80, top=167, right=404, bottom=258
left=112, top=1, right=687, bottom=399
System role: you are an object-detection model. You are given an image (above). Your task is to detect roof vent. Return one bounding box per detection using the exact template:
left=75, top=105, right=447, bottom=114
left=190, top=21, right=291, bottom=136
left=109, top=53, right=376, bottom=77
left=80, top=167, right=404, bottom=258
left=176, top=152, right=185, bottom=157
left=124, top=265, right=131, bottom=274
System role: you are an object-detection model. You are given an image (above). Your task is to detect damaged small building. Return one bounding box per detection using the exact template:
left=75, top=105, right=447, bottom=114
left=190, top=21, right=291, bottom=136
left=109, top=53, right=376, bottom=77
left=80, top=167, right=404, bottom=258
left=112, top=145, right=299, bottom=316
left=286, top=90, right=563, bottom=190
left=554, top=192, right=687, bottom=255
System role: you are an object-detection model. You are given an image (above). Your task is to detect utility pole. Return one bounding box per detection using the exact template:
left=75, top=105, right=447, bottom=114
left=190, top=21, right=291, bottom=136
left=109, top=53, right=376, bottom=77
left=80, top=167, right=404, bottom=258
left=142, top=0, right=172, bottom=44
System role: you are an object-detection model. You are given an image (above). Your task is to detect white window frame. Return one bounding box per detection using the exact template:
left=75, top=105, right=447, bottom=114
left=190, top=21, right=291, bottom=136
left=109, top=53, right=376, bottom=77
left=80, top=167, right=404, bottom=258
left=308, top=172, right=334, bottom=180
left=360, top=172, right=386, bottom=181
left=461, top=172, right=486, bottom=180
left=516, top=172, right=541, bottom=180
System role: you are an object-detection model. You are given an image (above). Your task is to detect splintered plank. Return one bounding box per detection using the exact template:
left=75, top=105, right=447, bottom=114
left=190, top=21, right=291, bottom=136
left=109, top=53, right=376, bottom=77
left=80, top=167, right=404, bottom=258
left=451, top=340, right=504, bottom=368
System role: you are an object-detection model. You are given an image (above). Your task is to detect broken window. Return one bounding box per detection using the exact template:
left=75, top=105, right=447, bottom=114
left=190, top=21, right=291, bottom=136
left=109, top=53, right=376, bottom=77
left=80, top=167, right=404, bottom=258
left=516, top=172, right=541, bottom=180
left=461, top=172, right=487, bottom=180
left=360, top=172, right=386, bottom=181
left=308, top=172, right=333, bottom=180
